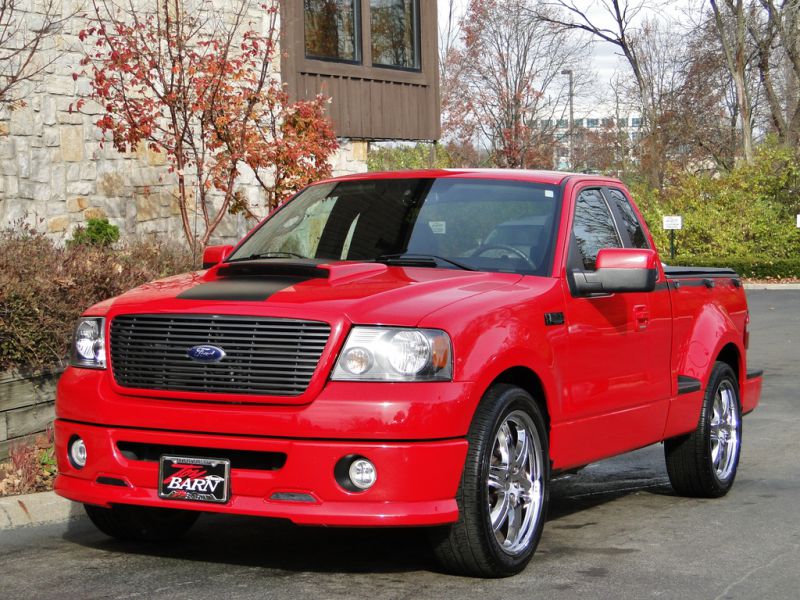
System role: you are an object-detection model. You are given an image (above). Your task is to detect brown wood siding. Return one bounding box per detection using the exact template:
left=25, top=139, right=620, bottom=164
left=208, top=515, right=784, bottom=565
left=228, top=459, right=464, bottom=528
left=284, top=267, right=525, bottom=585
left=281, top=0, right=440, bottom=141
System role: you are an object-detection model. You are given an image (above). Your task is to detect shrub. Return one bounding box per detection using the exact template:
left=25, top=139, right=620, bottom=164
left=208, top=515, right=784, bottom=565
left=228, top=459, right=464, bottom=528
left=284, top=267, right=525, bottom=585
left=0, top=223, right=193, bottom=371
left=67, top=218, right=121, bottom=247
left=631, top=141, right=800, bottom=261
left=368, top=143, right=452, bottom=171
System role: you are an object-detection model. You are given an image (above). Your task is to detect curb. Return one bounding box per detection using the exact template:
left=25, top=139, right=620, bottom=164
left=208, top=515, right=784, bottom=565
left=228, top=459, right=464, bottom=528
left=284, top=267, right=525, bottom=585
left=0, top=491, right=82, bottom=530
left=744, top=283, right=800, bottom=290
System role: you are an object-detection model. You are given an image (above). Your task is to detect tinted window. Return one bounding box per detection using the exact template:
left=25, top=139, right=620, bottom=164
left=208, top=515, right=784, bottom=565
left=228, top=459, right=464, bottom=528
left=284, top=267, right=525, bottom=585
left=572, top=189, right=622, bottom=270
left=230, top=178, right=561, bottom=276
left=371, top=0, right=420, bottom=69
left=305, top=0, right=360, bottom=62
left=608, top=189, right=649, bottom=249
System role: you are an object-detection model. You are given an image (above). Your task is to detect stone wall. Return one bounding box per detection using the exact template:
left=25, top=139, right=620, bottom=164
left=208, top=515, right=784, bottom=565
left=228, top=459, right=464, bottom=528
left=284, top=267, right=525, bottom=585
left=0, top=1, right=367, bottom=246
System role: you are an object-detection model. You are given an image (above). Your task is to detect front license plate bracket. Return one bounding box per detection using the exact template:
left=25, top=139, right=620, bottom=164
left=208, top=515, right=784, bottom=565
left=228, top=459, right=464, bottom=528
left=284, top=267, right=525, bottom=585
left=158, top=455, right=230, bottom=504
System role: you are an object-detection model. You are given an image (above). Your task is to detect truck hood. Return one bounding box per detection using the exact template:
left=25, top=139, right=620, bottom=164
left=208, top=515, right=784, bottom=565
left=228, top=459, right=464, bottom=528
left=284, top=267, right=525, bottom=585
left=91, top=260, right=525, bottom=327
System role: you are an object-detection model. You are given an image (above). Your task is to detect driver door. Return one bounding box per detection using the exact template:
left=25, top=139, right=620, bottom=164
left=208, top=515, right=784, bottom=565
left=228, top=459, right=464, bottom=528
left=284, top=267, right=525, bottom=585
left=561, top=187, right=671, bottom=461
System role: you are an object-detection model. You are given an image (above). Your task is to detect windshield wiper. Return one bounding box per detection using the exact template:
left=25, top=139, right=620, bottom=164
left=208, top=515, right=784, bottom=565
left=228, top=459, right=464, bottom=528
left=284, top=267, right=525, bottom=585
left=227, top=251, right=308, bottom=263
left=375, top=253, right=476, bottom=271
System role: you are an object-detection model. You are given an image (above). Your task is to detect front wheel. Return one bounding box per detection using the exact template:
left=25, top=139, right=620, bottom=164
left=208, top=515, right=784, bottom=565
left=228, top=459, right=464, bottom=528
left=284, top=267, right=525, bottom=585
left=429, top=384, right=549, bottom=577
left=665, top=362, right=742, bottom=498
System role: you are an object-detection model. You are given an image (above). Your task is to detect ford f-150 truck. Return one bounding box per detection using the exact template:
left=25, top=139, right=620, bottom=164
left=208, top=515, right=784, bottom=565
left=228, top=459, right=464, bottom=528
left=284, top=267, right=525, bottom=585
left=55, top=170, right=762, bottom=577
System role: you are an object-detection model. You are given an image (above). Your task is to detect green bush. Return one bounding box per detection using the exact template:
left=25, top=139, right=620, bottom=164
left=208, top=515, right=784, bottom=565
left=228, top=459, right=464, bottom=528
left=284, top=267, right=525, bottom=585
left=368, top=143, right=452, bottom=171
left=0, top=224, right=193, bottom=371
left=670, top=256, right=800, bottom=280
left=631, top=141, right=800, bottom=261
left=67, top=218, right=120, bottom=247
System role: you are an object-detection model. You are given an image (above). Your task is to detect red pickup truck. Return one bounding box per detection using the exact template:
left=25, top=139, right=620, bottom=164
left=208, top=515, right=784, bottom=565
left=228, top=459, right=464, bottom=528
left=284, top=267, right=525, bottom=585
left=55, top=170, right=762, bottom=577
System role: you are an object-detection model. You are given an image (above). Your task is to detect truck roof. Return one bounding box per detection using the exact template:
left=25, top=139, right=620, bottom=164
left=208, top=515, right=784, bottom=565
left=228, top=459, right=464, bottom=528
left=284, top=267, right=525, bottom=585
left=329, top=168, right=624, bottom=187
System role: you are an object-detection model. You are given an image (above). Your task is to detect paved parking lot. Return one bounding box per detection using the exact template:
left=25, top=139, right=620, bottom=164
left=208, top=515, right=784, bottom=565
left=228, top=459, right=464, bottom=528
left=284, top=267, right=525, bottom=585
left=1, top=290, right=797, bottom=599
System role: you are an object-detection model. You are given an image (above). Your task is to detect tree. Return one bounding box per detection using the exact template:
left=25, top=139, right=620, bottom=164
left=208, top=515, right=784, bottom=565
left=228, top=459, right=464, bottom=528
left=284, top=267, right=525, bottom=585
left=77, top=0, right=338, bottom=252
left=439, top=0, right=479, bottom=165
left=537, top=1, right=654, bottom=124
left=570, top=123, right=629, bottom=174
left=755, top=0, right=800, bottom=147
left=446, top=0, right=590, bottom=169
left=537, top=1, right=681, bottom=184
left=709, top=0, right=755, bottom=162
left=670, top=16, right=742, bottom=171
left=0, top=0, right=65, bottom=107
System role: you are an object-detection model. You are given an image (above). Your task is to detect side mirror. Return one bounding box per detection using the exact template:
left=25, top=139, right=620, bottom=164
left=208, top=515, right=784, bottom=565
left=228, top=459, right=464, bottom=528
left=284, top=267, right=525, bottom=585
left=202, top=245, right=234, bottom=269
left=572, top=248, right=658, bottom=295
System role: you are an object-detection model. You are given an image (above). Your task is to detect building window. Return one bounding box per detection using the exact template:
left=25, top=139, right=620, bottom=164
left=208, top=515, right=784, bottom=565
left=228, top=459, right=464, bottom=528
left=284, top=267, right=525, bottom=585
left=370, top=0, right=420, bottom=70
left=586, top=118, right=599, bottom=128
left=573, top=118, right=584, bottom=128
left=557, top=119, right=568, bottom=128
left=617, top=117, right=628, bottom=127
left=631, top=117, right=641, bottom=127
left=304, top=0, right=361, bottom=63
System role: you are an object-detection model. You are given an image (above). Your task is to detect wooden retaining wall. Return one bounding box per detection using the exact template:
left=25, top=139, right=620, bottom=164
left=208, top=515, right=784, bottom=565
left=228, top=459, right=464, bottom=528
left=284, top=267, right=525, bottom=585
left=0, top=367, right=63, bottom=459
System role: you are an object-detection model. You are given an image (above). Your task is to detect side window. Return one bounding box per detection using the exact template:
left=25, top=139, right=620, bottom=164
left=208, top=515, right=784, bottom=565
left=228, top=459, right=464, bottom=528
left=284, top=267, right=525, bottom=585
left=608, top=189, right=649, bottom=249
left=572, top=189, right=622, bottom=270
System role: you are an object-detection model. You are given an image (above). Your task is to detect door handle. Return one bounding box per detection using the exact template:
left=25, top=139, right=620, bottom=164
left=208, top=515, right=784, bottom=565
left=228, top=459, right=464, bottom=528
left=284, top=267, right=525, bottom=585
left=633, top=305, right=649, bottom=331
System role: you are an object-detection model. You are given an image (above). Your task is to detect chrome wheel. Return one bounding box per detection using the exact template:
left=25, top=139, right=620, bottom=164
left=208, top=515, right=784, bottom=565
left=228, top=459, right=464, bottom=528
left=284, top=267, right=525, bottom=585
left=665, top=362, right=742, bottom=498
left=430, top=384, right=549, bottom=576
left=487, top=410, right=544, bottom=556
left=710, top=380, right=740, bottom=481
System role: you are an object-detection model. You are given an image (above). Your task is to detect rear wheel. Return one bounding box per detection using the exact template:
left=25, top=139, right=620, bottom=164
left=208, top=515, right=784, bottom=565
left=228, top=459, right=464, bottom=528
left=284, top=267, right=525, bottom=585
left=430, top=384, right=549, bottom=577
left=84, top=504, right=199, bottom=541
left=665, top=362, right=742, bottom=498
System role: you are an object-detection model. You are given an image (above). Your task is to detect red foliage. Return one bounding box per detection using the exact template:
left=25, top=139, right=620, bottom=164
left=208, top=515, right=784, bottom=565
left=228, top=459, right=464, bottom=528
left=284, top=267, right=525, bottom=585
left=77, top=0, right=338, bottom=249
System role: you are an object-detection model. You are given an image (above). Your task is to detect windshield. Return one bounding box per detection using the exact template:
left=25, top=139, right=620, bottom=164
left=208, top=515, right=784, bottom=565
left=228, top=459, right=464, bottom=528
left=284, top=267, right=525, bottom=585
left=229, top=177, right=561, bottom=275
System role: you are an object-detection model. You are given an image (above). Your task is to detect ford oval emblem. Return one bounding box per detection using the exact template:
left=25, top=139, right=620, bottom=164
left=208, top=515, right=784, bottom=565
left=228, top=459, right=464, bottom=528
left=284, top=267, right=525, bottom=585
left=187, top=344, right=226, bottom=363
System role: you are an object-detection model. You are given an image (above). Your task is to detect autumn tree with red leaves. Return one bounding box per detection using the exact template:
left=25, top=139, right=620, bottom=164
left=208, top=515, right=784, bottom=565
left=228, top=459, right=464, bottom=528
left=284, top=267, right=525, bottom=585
left=77, top=0, right=338, bottom=252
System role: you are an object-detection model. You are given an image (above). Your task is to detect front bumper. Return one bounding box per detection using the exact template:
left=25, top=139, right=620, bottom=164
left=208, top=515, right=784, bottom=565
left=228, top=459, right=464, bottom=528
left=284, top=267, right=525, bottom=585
left=54, top=419, right=467, bottom=526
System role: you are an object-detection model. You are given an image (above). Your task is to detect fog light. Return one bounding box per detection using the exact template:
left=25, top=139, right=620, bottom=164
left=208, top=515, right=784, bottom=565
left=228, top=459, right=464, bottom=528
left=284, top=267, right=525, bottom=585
left=334, top=455, right=378, bottom=493
left=348, top=458, right=377, bottom=490
left=68, top=437, right=87, bottom=469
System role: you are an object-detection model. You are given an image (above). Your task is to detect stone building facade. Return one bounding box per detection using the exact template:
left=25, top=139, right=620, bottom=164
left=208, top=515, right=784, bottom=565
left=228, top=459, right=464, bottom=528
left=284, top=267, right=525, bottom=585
left=0, top=1, right=368, bottom=246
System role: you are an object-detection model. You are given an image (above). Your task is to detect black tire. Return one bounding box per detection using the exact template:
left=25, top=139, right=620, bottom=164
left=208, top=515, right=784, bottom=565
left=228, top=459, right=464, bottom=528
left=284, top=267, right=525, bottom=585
left=429, top=384, right=550, bottom=578
left=84, top=504, right=199, bottom=541
left=665, top=362, right=742, bottom=498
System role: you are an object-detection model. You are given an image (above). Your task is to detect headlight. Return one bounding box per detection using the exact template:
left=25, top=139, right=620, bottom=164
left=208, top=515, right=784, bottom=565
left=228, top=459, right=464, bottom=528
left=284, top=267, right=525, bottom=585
left=71, top=317, right=106, bottom=369
left=332, top=327, right=452, bottom=381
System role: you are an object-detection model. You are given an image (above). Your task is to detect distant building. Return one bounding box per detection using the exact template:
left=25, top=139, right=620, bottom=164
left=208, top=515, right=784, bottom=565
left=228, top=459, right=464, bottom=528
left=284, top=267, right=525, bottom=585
left=550, top=114, right=642, bottom=171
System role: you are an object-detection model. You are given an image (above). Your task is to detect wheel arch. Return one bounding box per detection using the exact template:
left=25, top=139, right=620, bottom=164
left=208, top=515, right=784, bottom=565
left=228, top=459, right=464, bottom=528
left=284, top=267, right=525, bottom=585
left=716, top=342, right=741, bottom=382
left=715, top=342, right=743, bottom=406
left=487, top=366, right=550, bottom=432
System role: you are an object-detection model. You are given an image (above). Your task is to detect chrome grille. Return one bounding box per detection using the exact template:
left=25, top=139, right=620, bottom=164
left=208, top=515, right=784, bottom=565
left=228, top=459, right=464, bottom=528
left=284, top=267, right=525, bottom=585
left=110, top=314, right=330, bottom=396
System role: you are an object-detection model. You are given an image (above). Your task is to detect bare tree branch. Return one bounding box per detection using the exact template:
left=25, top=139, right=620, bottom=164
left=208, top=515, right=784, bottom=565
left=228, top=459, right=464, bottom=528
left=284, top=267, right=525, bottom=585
left=0, top=0, right=71, bottom=107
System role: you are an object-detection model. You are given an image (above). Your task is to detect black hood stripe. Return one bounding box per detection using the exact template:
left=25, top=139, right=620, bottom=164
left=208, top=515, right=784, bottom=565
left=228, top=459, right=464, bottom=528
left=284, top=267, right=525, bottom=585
left=177, top=276, right=319, bottom=301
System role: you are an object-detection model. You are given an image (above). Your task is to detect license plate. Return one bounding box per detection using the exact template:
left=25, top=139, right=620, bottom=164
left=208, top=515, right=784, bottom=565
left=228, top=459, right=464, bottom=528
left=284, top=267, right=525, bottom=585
left=158, top=455, right=230, bottom=504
